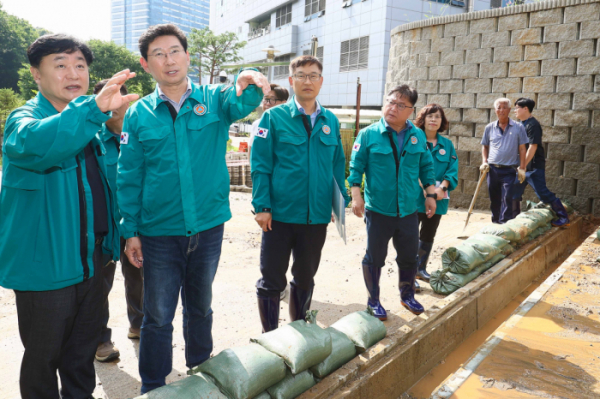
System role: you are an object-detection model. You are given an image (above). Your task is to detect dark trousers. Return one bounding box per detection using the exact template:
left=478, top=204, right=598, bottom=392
left=100, top=237, right=144, bottom=343
left=512, top=168, right=558, bottom=204
left=418, top=213, right=442, bottom=243
left=15, top=243, right=103, bottom=399
left=488, top=165, right=517, bottom=224
left=363, top=210, right=419, bottom=270
left=256, top=220, right=328, bottom=297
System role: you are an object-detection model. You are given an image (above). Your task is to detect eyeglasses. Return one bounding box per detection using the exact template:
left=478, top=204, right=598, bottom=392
left=386, top=100, right=414, bottom=111
left=149, top=48, right=184, bottom=60
left=262, top=98, right=283, bottom=105
left=292, top=73, right=322, bottom=82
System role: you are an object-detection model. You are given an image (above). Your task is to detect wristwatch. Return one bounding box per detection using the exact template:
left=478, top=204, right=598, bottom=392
left=441, top=186, right=448, bottom=192
left=426, top=193, right=437, bottom=198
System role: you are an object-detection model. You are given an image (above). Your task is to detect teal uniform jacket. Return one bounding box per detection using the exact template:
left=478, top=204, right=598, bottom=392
left=97, top=124, right=122, bottom=253
left=347, top=118, right=435, bottom=218
left=251, top=97, right=350, bottom=225
left=0, top=93, right=120, bottom=291
left=117, top=76, right=263, bottom=238
left=416, top=133, right=459, bottom=216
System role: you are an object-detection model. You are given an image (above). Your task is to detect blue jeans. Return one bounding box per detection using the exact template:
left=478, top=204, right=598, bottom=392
left=512, top=168, right=557, bottom=204
left=138, top=224, right=224, bottom=394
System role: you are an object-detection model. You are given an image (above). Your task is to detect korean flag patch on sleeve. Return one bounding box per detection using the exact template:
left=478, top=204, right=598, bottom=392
left=120, top=132, right=129, bottom=145
left=353, top=143, right=361, bottom=152
left=256, top=128, right=269, bottom=139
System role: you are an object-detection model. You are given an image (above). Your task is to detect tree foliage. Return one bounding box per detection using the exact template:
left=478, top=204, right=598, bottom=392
left=188, top=27, right=246, bottom=85
left=0, top=88, right=25, bottom=138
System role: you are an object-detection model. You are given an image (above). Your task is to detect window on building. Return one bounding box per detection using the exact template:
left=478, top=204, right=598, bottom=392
left=304, top=0, right=325, bottom=17
left=302, top=46, right=324, bottom=63
left=340, top=36, right=369, bottom=72
left=276, top=4, right=292, bottom=28
left=273, top=54, right=292, bottom=80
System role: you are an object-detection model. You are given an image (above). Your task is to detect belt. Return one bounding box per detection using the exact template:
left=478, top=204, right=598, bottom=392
left=491, top=164, right=517, bottom=169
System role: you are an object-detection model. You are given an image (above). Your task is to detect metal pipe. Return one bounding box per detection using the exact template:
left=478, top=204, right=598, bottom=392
left=355, top=77, right=361, bottom=138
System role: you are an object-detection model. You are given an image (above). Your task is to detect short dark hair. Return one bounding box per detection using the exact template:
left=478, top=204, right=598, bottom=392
left=270, top=84, right=289, bottom=102
left=93, top=79, right=128, bottom=96
left=387, top=85, right=418, bottom=106
left=414, top=104, right=449, bottom=133
left=27, top=34, right=93, bottom=68
left=289, top=55, right=323, bottom=75
left=138, top=24, right=188, bottom=60
left=515, top=97, right=536, bottom=113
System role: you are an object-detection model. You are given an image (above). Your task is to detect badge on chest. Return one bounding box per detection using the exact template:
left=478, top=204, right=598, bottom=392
left=193, top=104, right=207, bottom=116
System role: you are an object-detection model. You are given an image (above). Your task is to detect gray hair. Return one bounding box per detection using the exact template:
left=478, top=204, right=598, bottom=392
left=494, top=98, right=511, bottom=109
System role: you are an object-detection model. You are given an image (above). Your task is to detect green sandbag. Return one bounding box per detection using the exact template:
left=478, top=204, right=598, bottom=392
left=501, top=244, right=515, bottom=256
left=188, top=344, right=286, bottom=399
left=251, top=310, right=332, bottom=375
left=525, top=208, right=553, bottom=225
left=134, top=373, right=227, bottom=399
left=504, top=218, right=536, bottom=239
left=468, top=233, right=509, bottom=249
left=330, top=308, right=386, bottom=353
left=431, top=254, right=505, bottom=295
left=479, top=223, right=522, bottom=243
left=254, top=392, right=271, bottom=399
left=529, top=225, right=551, bottom=240
left=597, top=228, right=600, bottom=240
left=309, top=327, right=357, bottom=378
left=441, top=234, right=504, bottom=274
left=267, top=369, right=315, bottom=399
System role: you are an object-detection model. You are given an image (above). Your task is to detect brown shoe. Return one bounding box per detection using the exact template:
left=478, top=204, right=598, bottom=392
left=95, top=342, right=120, bottom=362
left=127, top=327, right=141, bottom=339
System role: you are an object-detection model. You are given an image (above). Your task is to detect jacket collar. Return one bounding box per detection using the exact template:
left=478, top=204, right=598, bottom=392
left=149, top=79, right=203, bottom=110
left=288, top=96, right=327, bottom=121
left=35, top=92, right=61, bottom=116
left=378, top=118, right=416, bottom=135
left=99, top=124, right=119, bottom=142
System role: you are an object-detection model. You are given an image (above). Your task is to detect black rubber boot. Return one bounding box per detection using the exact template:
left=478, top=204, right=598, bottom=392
left=257, top=295, right=280, bottom=333
left=289, top=283, right=313, bottom=322
left=362, top=264, right=387, bottom=320
left=414, top=279, right=421, bottom=293
left=550, top=198, right=570, bottom=227
left=416, top=241, right=433, bottom=282
left=399, top=268, right=424, bottom=315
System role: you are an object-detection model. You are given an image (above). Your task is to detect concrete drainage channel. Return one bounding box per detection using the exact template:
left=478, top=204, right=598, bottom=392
left=298, top=217, right=584, bottom=399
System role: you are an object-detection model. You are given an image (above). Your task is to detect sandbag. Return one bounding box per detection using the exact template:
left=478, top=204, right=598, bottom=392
left=254, top=392, right=271, bottom=399
left=330, top=308, right=386, bottom=353
left=431, top=254, right=505, bottom=295
left=516, top=211, right=547, bottom=230
left=441, top=234, right=504, bottom=274
left=135, top=373, right=227, bottom=399
left=529, top=224, right=551, bottom=240
left=504, top=218, right=536, bottom=239
left=267, top=369, right=315, bottom=399
left=188, top=344, right=286, bottom=399
left=525, top=208, right=553, bottom=225
left=309, top=327, right=357, bottom=378
left=468, top=233, right=510, bottom=249
left=251, top=310, right=332, bottom=375
left=479, top=223, right=522, bottom=243
left=501, top=244, right=515, bottom=256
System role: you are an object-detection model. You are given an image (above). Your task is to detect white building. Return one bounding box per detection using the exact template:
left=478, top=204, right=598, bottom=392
left=210, top=0, right=494, bottom=108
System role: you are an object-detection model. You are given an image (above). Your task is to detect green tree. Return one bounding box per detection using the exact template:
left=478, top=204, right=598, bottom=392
left=17, top=64, right=37, bottom=100
left=188, top=27, right=246, bottom=85
left=0, top=88, right=25, bottom=141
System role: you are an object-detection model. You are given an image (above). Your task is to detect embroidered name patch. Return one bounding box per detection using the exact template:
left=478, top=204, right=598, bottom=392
left=353, top=143, right=361, bottom=152
left=439, top=149, right=446, bottom=155
left=323, top=125, right=331, bottom=134
left=120, top=132, right=129, bottom=145
left=256, top=128, right=268, bottom=138
left=193, top=104, right=207, bottom=116
left=411, top=137, right=418, bottom=145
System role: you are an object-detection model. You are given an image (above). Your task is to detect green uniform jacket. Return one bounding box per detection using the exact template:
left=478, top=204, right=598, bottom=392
left=416, top=133, right=459, bottom=216
left=117, top=77, right=262, bottom=238
left=97, top=124, right=122, bottom=253
left=347, top=118, right=435, bottom=218
left=0, top=93, right=120, bottom=291
left=251, top=97, right=350, bottom=225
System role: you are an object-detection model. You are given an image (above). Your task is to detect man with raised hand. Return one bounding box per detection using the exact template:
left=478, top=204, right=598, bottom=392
left=117, top=24, right=268, bottom=393
left=251, top=55, right=349, bottom=333
left=0, top=34, right=137, bottom=398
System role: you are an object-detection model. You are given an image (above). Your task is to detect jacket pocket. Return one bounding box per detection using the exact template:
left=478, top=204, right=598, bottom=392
left=188, top=113, right=221, bottom=131
left=2, top=165, right=43, bottom=190
left=280, top=133, right=307, bottom=145
left=139, top=127, right=171, bottom=142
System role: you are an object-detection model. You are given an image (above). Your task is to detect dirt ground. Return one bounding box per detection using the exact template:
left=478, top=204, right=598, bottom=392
left=0, top=191, right=494, bottom=399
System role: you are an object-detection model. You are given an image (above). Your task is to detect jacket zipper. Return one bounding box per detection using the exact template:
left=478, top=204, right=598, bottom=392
left=301, top=115, right=313, bottom=224
left=76, top=156, right=90, bottom=280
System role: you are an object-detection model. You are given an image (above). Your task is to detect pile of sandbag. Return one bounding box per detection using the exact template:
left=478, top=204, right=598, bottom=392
left=136, top=309, right=386, bottom=399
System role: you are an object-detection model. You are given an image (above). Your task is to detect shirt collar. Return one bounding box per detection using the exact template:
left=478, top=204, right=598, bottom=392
left=494, top=118, right=515, bottom=128
left=294, top=96, right=321, bottom=117
left=157, top=77, right=192, bottom=102
left=383, top=118, right=411, bottom=134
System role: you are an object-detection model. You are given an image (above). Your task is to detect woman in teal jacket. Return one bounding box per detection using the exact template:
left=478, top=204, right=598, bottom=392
left=413, top=104, right=459, bottom=291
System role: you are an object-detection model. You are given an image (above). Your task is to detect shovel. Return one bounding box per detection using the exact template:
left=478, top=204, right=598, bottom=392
left=459, top=169, right=488, bottom=239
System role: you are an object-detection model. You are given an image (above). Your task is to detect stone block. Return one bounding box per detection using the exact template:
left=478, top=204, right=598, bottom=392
left=415, top=94, right=428, bottom=108
left=417, top=80, right=438, bottom=94
left=524, top=43, right=557, bottom=61
left=576, top=180, right=600, bottom=197
left=558, top=40, right=595, bottom=58
left=455, top=34, right=481, bottom=51
left=492, top=78, right=521, bottom=93
left=409, top=67, right=428, bottom=81
left=475, top=123, right=487, bottom=138
left=429, top=65, right=452, bottom=80
left=595, top=110, right=600, bottom=128
left=481, top=31, right=510, bottom=48
left=548, top=143, right=582, bottom=162
left=571, top=127, right=600, bottom=145
left=530, top=8, right=563, bottom=27
left=465, top=48, right=492, bottom=64
left=449, top=121, right=474, bottom=137
left=494, top=46, right=522, bottom=63
left=540, top=126, right=569, bottom=143
left=511, top=28, right=542, bottom=46
left=479, top=63, right=508, bottom=78
left=544, top=23, right=578, bottom=43
left=419, top=52, right=439, bottom=67
left=444, top=108, right=462, bottom=123
left=464, top=180, right=489, bottom=198
left=445, top=21, right=469, bottom=37
left=477, top=93, right=501, bottom=109
left=537, top=93, right=571, bottom=110
left=545, top=159, right=563, bottom=177
left=427, top=94, right=450, bottom=108
left=403, top=28, right=422, bottom=43
left=508, top=61, right=540, bottom=77
left=573, top=93, right=600, bottom=110
left=439, top=79, right=463, bottom=94
left=450, top=93, right=475, bottom=108
left=533, top=110, right=553, bottom=126
left=453, top=64, right=479, bottom=80
left=546, top=176, right=576, bottom=195
left=471, top=18, right=497, bottom=35
left=564, top=162, right=599, bottom=180
left=464, top=78, right=491, bottom=93
left=440, top=51, right=464, bottom=66
left=556, top=76, right=593, bottom=93
left=505, top=93, right=535, bottom=109
left=542, top=58, right=575, bottom=76
left=431, top=37, right=454, bottom=53
left=564, top=3, right=600, bottom=23
left=581, top=20, right=600, bottom=39
left=458, top=165, right=480, bottom=181
left=585, top=144, right=600, bottom=163
left=554, top=110, right=590, bottom=127
left=463, top=108, right=489, bottom=124
left=421, top=25, right=444, bottom=40
left=522, top=76, right=554, bottom=93
left=458, top=136, right=482, bottom=152
left=577, top=56, right=600, bottom=75
left=410, top=40, right=431, bottom=55
left=456, top=150, right=470, bottom=165
left=471, top=150, right=483, bottom=166
left=498, top=13, right=528, bottom=31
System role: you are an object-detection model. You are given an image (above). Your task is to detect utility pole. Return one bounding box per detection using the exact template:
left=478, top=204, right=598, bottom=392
left=355, top=77, right=361, bottom=138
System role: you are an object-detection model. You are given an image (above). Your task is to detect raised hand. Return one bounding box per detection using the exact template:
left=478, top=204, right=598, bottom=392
left=95, top=69, right=140, bottom=113
left=236, top=70, right=271, bottom=97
